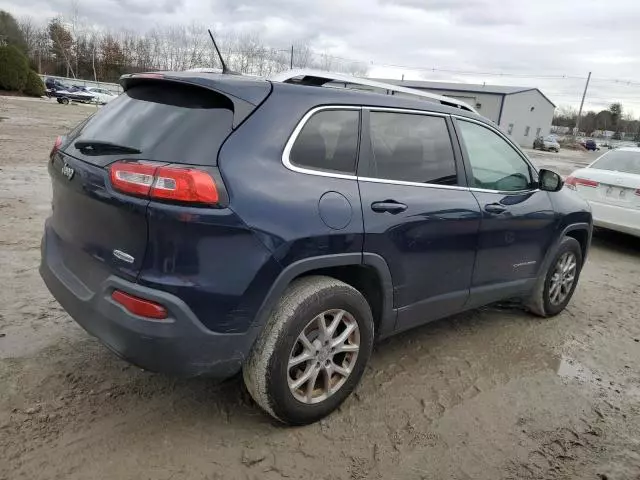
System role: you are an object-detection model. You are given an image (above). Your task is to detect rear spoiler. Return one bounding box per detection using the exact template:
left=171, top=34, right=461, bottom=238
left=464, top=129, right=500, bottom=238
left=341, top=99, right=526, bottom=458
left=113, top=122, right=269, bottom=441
left=120, top=72, right=272, bottom=128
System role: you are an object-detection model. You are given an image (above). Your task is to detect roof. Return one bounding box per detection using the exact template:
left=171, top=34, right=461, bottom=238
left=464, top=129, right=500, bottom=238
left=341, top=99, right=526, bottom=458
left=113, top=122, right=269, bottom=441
left=374, top=79, right=556, bottom=107
left=269, top=69, right=476, bottom=113
left=269, top=81, right=485, bottom=123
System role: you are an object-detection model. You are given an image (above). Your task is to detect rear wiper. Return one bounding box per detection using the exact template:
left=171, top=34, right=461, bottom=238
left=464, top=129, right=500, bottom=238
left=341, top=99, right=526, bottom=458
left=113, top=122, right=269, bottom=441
left=74, top=140, right=141, bottom=155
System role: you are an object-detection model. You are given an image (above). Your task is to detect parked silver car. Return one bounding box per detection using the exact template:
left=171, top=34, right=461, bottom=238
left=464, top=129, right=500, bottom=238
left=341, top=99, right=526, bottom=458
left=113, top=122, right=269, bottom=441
left=533, top=135, right=560, bottom=152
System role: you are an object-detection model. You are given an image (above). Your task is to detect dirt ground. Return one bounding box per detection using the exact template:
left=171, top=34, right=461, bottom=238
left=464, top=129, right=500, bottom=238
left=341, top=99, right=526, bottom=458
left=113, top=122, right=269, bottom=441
left=1, top=97, right=639, bottom=480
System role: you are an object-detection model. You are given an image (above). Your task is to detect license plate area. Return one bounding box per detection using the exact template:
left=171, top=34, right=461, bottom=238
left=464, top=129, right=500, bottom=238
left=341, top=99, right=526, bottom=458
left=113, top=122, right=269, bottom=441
left=605, top=186, right=630, bottom=202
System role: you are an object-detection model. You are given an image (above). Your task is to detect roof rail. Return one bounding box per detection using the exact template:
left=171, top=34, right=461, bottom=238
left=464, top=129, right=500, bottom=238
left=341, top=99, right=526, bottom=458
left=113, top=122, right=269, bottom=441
left=269, top=69, right=476, bottom=113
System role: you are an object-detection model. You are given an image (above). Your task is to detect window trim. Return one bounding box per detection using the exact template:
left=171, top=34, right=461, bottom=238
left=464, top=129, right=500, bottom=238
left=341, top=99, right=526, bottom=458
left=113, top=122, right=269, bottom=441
left=452, top=115, right=539, bottom=195
left=281, top=105, right=470, bottom=192
left=282, top=105, right=361, bottom=180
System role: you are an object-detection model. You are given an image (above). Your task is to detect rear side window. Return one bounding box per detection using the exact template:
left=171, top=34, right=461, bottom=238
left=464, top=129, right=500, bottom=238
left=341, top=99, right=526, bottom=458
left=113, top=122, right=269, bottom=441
left=67, top=82, right=234, bottom=165
left=289, top=110, right=360, bottom=174
left=367, top=112, right=458, bottom=185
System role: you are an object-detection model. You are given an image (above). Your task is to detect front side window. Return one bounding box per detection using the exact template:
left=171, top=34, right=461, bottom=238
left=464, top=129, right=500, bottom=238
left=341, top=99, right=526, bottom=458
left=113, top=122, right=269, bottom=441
left=289, top=110, right=359, bottom=174
left=367, top=112, right=457, bottom=185
left=458, top=120, right=534, bottom=192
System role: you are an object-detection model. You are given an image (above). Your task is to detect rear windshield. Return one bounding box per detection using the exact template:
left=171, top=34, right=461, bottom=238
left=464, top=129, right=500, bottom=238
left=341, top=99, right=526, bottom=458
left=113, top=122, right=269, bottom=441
left=65, top=82, right=234, bottom=165
left=591, top=150, right=640, bottom=175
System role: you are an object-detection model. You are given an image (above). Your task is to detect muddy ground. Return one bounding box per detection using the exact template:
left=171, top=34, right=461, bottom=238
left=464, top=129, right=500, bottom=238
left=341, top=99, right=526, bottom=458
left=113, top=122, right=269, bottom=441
left=1, top=97, right=639, bottom=480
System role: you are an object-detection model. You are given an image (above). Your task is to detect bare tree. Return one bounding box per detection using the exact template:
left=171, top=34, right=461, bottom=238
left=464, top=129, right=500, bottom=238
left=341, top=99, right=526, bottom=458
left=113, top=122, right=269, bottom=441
left=18, top=16, right=37, bottom=55
left=16, top=14, right=369, bottom=82
left=49, top=16, right=76, bottom=77
left=70, top=0, right=80, bottom=77
left=292, top=41, right=312, bottom=69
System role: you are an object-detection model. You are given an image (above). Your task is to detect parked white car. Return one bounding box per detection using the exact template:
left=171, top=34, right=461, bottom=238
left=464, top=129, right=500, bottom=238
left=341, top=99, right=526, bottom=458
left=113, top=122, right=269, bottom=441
left=86, top=87, right=118, bottom=104
left=566, top=147, right=640, bottom=237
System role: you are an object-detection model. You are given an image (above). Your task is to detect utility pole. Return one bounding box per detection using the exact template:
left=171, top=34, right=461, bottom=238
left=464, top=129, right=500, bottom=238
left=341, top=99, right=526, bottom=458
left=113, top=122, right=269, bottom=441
left=290, top=45, right=294, bottom=69
left=575, top=71, right=591, bottom=135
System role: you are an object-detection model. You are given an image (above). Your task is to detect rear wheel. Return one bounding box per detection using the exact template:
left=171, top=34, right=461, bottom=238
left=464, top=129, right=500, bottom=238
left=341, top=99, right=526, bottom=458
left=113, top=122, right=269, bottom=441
left=527, top=236, right=582, bottom=317
left=60, top=97, right=69, bottom=105
left=243, top=276, right=374, bottom=425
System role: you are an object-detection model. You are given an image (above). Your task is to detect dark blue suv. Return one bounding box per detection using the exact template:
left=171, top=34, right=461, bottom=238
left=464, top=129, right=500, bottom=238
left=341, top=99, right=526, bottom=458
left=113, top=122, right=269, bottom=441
left=40, top=71, right=592, bottom=424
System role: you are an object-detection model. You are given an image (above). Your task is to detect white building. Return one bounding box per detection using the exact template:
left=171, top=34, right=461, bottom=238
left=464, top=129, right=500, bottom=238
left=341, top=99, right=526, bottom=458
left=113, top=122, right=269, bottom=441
left=374, top=79, right=556, bottom=147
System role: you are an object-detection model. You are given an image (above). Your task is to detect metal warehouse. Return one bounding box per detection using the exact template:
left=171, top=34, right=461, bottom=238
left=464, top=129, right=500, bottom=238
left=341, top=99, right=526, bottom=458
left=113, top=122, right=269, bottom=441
left=375, top=79, right=556, bottom=147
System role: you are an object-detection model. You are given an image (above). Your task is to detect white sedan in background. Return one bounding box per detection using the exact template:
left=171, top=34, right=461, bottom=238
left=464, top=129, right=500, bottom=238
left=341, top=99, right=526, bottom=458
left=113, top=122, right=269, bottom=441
left=566, top=147, right=640, bottom=237
left=85, top=87, right=118, bottom=105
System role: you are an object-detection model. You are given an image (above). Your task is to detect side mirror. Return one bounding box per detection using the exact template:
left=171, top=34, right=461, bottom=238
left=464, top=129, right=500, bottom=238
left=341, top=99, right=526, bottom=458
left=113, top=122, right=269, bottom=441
left=538, top=169, right=563, bottom=192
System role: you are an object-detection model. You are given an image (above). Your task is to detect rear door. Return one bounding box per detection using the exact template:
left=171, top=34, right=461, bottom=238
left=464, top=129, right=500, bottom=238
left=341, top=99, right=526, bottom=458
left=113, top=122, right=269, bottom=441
left=358, top=109, right=482, bottom=332
left=48, top=81, right=241, bottom=289
left=453, top=117, right=557, bottom=305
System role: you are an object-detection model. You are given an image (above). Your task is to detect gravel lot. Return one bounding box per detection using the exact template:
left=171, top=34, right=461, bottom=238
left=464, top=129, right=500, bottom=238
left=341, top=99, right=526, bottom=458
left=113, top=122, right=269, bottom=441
left=1, top=97, right=639, bottom=480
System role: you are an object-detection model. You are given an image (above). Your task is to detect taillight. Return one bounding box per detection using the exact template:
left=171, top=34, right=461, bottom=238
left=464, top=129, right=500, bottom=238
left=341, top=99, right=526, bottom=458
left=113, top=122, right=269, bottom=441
left=109, top=161, right=219, bottom=205
left=565, top=176, right=598, bottom=190
left=636, top=189, right=640, bottom=196
left=110, top=162, right=157, bottom=197
left=50, top=136, right=63, bottom=158
left=111, top=290, right=168, bottom=320
left=151, top=166, right=219, bottom=204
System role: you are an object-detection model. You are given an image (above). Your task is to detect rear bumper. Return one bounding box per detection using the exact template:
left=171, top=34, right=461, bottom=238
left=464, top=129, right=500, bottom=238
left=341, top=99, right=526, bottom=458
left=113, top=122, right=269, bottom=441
left=40, top=225, right=255, bottom=378
left=590, top=200, right=640, bottom=237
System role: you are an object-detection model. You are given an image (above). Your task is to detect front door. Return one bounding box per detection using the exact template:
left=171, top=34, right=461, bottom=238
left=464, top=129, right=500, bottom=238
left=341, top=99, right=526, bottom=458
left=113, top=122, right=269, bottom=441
left=358, top=109, right=482, bottom=333
left=454, top=118, right=557, bottom=306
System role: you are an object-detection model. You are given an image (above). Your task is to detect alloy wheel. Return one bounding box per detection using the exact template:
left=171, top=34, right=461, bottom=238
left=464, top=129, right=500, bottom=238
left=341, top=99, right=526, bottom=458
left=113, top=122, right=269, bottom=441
left=287, top=309, right=360, bottom=404
left=549, top=251, right=577, bottom=305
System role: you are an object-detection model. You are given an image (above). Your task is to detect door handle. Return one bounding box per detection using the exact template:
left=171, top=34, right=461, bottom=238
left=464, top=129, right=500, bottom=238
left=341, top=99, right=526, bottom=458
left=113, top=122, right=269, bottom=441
left=371, top=200, right=408, bottom=214
left=484, top=202, right=507, bottom=214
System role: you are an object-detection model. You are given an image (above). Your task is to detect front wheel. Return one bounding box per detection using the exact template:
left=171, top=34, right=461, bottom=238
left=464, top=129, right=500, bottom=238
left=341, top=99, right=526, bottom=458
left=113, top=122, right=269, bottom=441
left=527, top=236, right=583, bottom=317
left=243, top=276, right=374, bottom=425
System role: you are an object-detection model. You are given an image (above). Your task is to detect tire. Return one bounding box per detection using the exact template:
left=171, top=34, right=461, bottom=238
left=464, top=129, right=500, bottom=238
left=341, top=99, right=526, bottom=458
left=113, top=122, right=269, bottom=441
left=527, top=236, right=583, bottom=317
left=60, top=97, right=69, bottom=105
left=243, top=276, right=374, bottom=425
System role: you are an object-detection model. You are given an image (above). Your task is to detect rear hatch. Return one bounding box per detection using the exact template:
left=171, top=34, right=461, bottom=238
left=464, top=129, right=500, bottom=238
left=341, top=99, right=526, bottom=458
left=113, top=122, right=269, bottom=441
left=47, top=76, right=270, bottom=290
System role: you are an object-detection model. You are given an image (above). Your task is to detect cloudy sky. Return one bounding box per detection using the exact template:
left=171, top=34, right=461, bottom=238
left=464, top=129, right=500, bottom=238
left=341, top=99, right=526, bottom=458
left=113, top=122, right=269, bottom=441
left=4, top=0, right=640, bottom=114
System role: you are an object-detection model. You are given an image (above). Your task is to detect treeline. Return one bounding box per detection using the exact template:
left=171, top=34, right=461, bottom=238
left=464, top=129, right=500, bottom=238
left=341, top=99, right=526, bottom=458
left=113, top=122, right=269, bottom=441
left=553, top=102, right=640, bottom=139
left=0, top=11, right=44, bottom=95
left=0, top=10, right=368, bottom=84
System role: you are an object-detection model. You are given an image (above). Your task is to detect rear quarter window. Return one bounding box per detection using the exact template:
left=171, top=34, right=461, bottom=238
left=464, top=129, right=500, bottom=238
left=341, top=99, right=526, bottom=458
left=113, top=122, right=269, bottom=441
left=289, top=109, right=360, bottom=174
left=66, top=82, right=234, bottom=165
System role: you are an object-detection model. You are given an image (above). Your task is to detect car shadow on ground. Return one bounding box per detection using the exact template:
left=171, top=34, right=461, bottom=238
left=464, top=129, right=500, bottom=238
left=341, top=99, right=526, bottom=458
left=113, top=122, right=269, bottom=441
left=591, top=228, right=640, bottom=255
